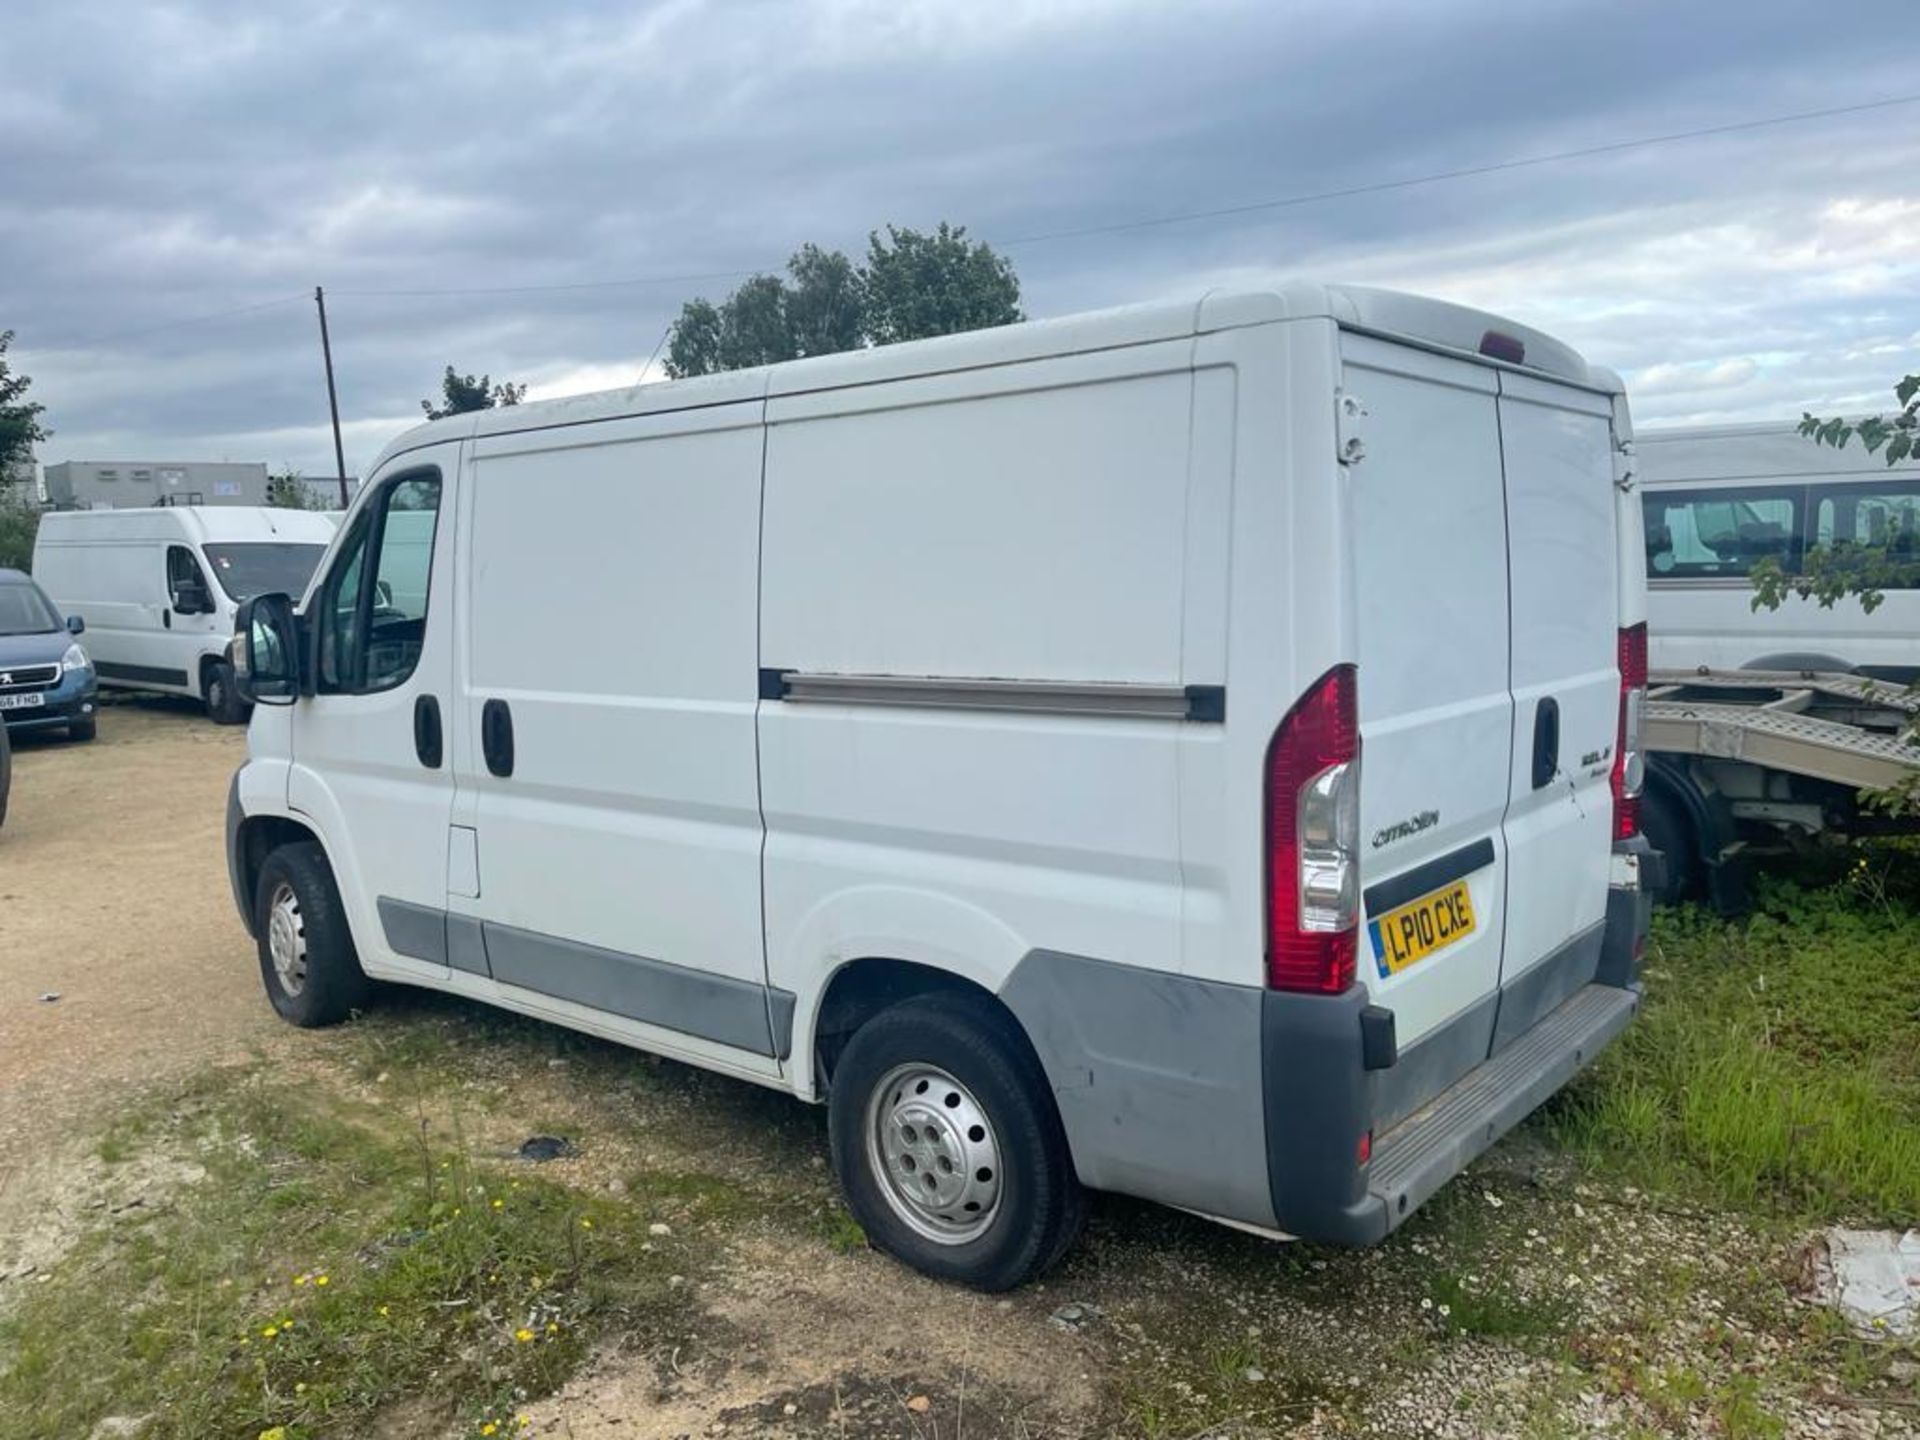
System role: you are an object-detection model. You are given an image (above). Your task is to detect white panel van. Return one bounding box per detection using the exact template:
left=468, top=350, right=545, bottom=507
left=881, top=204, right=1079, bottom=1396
left=34, top=506, right=338, bottom=722
left=226, top=284, right=1653, bottom=1289
left=1638, top=422, right=1920, bottom=679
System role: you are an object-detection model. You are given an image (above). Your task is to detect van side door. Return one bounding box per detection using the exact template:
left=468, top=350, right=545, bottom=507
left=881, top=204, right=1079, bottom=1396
left=285, top=451, right=459, bottom=981
left=452, top=407, right=779, bottom=1073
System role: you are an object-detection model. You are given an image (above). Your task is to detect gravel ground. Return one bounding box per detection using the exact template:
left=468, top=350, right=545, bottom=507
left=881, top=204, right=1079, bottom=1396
left=0, top=700, right=272, bottom=1179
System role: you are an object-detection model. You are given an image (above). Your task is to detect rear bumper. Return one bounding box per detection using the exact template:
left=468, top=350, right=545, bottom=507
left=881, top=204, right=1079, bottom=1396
left=1263, top=836, right=1652, bottom=1245
left=1004, top=841, right=1652, bottom=1244
left=0, top=671, right=98, bottom=732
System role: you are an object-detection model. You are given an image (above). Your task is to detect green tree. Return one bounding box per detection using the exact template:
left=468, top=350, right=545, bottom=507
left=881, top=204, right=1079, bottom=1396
left=0, top=330, right=49, bottom=490
left=0, top=492, right=37, bottom=572
left=662, top=223, right=1021, bottom=378
left=265, top=467, right=319, bottom=510
left=1754, top=376, right=1920, bottom=614
left=860, top=222, right=1022, bottom=346
left=1750, top=373, right=1920, bottom=813
left=664, top=298, right=725, bottom=380
left=785, top=243, right=864, bottom=359
left=421, top=367, right=527, bottom=420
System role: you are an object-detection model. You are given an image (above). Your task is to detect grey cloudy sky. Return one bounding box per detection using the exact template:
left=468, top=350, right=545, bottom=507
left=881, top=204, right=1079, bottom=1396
left=3, top=0, right=1915, bottom=480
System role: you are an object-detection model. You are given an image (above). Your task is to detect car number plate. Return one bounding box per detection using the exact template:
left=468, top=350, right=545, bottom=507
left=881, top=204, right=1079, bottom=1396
left=1368, top=880, right=1476, bottom=978
left=0, top=692, right=46, bottom=711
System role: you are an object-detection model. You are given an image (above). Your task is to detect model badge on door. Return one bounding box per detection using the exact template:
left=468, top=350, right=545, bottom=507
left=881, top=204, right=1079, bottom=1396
left=1371, top=809, right=1438, bottom=850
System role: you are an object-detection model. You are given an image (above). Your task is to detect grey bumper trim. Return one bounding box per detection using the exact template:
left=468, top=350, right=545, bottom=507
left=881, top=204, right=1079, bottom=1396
left=376, top=899, right=796, bottom=1060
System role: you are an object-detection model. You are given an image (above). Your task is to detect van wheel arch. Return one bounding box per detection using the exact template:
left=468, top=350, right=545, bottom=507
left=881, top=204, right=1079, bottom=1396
left=811, top=958, right=1020, bottom=1097
left=1741, top=652, right=1858, bottom=676
left=237, top=815, right=326, bottom=932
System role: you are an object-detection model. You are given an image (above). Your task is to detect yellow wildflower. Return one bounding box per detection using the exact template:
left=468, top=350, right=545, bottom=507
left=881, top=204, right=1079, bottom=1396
left=515, top=1327, right=535, bottom=1344
left=482, top=1426, right=498, bottom=1437
left=518, top=1417, right=531, bottom=1429
left=546, top=1321, right=559, bottom=1334
left=579, top=1218, right=592, bottom=1230
left=492, top=1199, right=504, bottom=1210
left=295, top=1382, right=307, bottom=1394
left=378, top=1305, right=390, bottom=1317
left=292, top=1274, right=309, bottom=1287
left=261, top=1325, right=278, bottom=1339
left=260, top=1428, right=289, bottom=1440
left=315, top=1275, right=329, bottom=1287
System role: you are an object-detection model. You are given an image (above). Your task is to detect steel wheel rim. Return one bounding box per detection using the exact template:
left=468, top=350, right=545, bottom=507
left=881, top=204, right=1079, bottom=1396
left=266, top=881, right=308, bottom=996
left=865, top=1063, right=1002, bottom=1245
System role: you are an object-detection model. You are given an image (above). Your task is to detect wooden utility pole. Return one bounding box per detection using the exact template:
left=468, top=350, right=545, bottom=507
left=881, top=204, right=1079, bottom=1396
left=314, top=287, right=349, bottom=509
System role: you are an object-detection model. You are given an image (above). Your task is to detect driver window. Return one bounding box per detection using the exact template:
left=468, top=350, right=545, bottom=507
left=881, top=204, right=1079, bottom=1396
left=316, top=471, right=443, bottom=695
left=166, top=546, right=209, bottom=610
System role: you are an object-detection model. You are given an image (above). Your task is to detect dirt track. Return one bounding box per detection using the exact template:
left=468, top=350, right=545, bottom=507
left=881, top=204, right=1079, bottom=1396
left=0, top=702, right=273, bottom=1176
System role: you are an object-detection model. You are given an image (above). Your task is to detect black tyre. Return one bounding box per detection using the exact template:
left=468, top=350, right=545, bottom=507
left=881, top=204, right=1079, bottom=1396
left=1639, top=785, right=1697, bottom=905
left=827, top=991, right=1086, bottom=1291
left=68, top=715, right=96, bottom=742
left=205, top=660, right=247, bottom=725
left=254, top=841, right=371, bottom=1027
left=0, top=722, right=11, bottom=829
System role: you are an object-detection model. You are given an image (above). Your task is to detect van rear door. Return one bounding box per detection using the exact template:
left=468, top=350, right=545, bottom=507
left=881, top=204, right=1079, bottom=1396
left=1343, top=336, right=1513, bottom=1073
left=1492, top=375, right=1619, bottom=1031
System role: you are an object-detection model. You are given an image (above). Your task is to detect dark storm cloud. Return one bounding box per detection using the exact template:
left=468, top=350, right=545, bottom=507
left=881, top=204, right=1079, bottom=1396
left=3, top=0, right=1916, bottom=475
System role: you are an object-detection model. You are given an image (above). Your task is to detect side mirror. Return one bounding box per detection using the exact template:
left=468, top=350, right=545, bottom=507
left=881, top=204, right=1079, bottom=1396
left=65, top=614, right=85, bottom=635
left=233, top=592, right=301, bottom=706
left=173, top=582, right=213, bottom=615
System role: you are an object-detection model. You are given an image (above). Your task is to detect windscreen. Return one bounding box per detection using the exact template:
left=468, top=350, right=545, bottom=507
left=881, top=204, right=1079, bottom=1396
left=0, top=581, right=61, bottom=635
left=202, top=542, right=328, bottom=603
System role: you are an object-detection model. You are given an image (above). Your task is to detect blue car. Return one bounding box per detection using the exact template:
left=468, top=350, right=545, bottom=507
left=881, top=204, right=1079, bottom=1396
left=0, top=567, right=98, bottom=742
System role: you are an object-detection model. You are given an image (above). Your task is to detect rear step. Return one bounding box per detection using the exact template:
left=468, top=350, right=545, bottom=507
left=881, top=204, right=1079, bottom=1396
left=1367, top=982, right=1639, bottom=1230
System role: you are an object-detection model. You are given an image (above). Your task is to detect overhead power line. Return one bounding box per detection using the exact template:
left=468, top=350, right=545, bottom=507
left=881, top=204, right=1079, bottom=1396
left=19, top=88, right=1920, bottom=345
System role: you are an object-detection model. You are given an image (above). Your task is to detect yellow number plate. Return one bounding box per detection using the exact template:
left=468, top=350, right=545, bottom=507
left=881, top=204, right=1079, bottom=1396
left=1368, top=881, right=1476, bottom=978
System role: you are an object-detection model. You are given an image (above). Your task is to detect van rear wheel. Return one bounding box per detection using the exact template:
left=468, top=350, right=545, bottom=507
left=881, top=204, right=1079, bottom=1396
left=254, top=841, right=370, bottom=1027
left=827, top=992, right=1085, bottom=1291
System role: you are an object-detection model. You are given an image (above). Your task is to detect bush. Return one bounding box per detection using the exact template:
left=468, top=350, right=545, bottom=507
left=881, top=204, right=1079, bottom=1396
left=0, top=492, right=38, bottom=571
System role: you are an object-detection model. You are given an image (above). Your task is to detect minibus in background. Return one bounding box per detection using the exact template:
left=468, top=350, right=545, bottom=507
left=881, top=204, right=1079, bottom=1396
left=34, top=506, right=338, bottom=723
left=227, top=282, right=1652, bottom=1289
left=1638, top=421, right=1919, bottom=680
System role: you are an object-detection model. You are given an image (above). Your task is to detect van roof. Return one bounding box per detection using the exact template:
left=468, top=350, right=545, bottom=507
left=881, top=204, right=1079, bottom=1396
left=1638, top=421, right=1897, bottom=485
left=372, top=281, right=1613, bottom=472
left=34, top=506, right=339, bottom=545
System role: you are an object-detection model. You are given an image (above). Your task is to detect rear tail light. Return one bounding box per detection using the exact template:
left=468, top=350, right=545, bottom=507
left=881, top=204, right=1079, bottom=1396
left=1611, top=623, right=1648, bottom=841
left=1265, top=665, right=1361, bottom=993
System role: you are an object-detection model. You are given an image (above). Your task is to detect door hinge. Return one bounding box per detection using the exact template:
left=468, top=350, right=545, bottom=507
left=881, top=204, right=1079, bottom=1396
left=1612, top=437, right=1637, bottom=491
left=1336, top=390, right=1369, bottom=468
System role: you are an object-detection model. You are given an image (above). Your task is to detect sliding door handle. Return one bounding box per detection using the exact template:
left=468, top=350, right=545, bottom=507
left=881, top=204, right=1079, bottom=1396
left=481, top=698, right=515, bottom=778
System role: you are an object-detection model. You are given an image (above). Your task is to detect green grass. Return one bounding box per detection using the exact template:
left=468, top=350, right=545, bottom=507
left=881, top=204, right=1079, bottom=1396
left=0, top=1073, right=693, bottom=1440
left=1551, top=852, right=1920, bottom=1224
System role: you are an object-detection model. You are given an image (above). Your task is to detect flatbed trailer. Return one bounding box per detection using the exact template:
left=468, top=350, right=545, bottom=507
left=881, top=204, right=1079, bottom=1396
left=1642, top=668, right=1920, bottom=906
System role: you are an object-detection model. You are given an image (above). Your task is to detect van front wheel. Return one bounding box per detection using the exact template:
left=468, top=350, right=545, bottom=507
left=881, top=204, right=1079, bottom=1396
left=254, top=842, right=370, bottom=1027
left=205, top=661, right=246, bottom=725
left=827, top=992, right=1085, bottom=1291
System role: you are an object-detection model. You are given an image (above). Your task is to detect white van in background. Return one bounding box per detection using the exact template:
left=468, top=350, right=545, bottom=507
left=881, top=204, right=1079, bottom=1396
left=227, top=283, right=1652, bottom=1289
left=34, top=506, right=338, bottom=722
left=1638, top=422, right=1920, bottom=679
